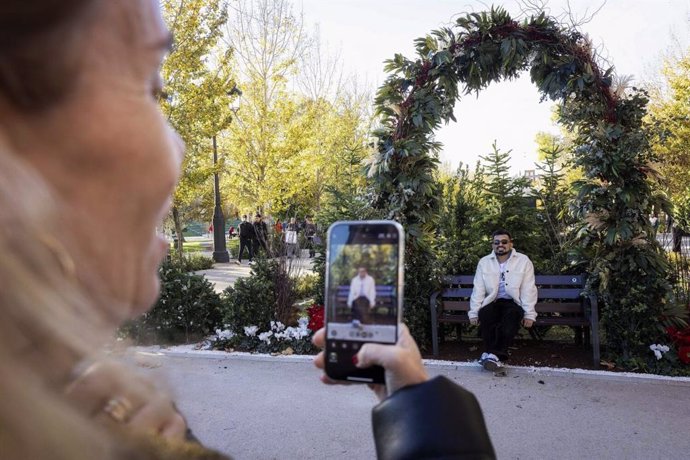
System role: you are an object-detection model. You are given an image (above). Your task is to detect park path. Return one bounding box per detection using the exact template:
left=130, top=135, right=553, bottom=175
left=193, top=250, right=315, bottom=293
left=134, top=348, right=690, bottom=460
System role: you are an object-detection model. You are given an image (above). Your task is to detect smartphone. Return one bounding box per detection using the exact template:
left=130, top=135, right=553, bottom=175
left=324, top=220, right=404, bottom=384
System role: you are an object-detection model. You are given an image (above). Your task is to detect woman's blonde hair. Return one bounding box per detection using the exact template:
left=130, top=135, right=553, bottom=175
left=0, top=147, right=118, bottom=458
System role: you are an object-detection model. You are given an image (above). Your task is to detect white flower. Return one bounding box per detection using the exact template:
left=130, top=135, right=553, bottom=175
left=215, top=329, right=235, bottom=340
left=258, top=331, right=273, bottom=343
left=275, top=326, right=308, bottom=340
left=649, top=344, right=670, bottom=360
left=244, top=325, right=259, bottom=337
left=298, top=316, right=309, bottom=329
left=271, top=321, right=286, bottom=332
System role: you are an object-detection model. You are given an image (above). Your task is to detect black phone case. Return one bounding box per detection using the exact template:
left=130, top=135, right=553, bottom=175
left=323, top=220, right=403, bottom=385
left=324, top=339, right=386, bottom=384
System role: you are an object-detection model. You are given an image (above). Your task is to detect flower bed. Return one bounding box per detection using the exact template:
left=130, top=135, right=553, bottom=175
left=210, top=305, right=325, bottom=355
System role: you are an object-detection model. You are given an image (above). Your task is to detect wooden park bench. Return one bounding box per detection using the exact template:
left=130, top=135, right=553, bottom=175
left=429, top=274, right=600, bottom=366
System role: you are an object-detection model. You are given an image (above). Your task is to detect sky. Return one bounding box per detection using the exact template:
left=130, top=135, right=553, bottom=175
left=298, top=0, right=690, bottom=174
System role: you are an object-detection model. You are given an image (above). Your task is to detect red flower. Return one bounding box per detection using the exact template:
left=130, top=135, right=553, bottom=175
left=307, top=304, right=324, bottom=332
left=678, top=346, right=690, bottom=364
left=667, top=326, right=690, bottom=346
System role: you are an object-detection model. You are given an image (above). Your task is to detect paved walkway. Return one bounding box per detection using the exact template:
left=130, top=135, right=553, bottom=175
left=194, top=254, right=316, bottom=293
left=134, top=348, right=690, bottom=460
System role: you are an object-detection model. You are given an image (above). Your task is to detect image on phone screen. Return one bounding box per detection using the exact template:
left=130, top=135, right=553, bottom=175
left=324, top=221, right=403, bottom=383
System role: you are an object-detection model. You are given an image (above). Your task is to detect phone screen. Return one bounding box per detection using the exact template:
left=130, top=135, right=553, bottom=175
left=324, top=221, right=404, bottom=383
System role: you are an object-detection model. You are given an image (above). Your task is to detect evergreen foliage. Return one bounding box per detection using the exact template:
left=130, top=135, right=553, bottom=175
left=371, top=6, right=671, bottom=366
left=121, top=258, right=224, bottom=343
left=532, top=141, right=578, bottom=273
left=222, top=257, right=296, bottom=331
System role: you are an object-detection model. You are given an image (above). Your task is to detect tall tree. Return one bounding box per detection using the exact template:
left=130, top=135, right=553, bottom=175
left=478, top=142, right=547, bottom=269
left=647, top=47, right=690, bottom=203
left=160, top=0, right=234, bottom=253
left=532, top=141, right=577, bottom=272
left=220, top=0, right=370, bottom=217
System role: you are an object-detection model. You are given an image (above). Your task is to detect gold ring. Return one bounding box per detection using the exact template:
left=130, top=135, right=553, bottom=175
left=103, top=396, right=134, bottom=423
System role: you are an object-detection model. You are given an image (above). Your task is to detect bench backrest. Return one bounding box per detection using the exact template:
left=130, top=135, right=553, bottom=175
left=334, top=285, right=396, bottom=307
left=438, top=274, right=586, bottom=313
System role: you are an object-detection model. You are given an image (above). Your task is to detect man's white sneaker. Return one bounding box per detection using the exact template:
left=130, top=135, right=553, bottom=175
left=482, top=353, right=503, bottom=372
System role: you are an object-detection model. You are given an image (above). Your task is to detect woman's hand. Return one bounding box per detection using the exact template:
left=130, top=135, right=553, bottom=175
left=313, top=323, right=429, bottom=401
left=64, top=359, right=187, bottom=440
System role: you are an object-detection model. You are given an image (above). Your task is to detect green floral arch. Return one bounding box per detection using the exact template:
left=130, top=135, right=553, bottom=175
left=370, top=7, right=670, bottom=366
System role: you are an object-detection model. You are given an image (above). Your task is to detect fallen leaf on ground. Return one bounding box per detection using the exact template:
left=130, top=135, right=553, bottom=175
left=134, top=352, right=163, bottom=369
left=600, top=360, right=616, bottom=370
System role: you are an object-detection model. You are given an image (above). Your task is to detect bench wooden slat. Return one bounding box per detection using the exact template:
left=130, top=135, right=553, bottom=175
left=536, top=317, right=589, bottom=326
left=442, top=301, right=469, bottom=311
left=443, top=275, right=475, bottom=285
left=537, top=288, right=582, bottom=299
left=535, top=302, right=582, bottom=313
left=535, top=275, right=584, bottom=285
left=441, top=288, right=474, bottom=298
left=439, top=301, right=583, bottom=314
left=438, top=315, right=589, bottom=326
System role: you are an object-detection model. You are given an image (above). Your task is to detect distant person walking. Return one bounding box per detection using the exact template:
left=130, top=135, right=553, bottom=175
left=285, top=217, right=299, bottom=258
left=668, top=216, right=684, bottom=253
left=253, top=214, right=269, bottom=256
left=238, top=215, right=255, bottom=263
left=304, top=216, right=317, bottom=258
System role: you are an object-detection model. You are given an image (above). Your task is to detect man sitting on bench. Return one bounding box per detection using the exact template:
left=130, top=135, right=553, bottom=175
left=347, top=266, right=377, bottom=328
left=469, top=229, right=537, bottom=372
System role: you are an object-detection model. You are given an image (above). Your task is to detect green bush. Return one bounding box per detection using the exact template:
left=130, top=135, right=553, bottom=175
left=121, top=259, right=223, bottom=343
left=294, top=273, right=319, bottom=301
left=170, top=253, right=214, bottom=272
left=222, top=258, right=296, bottom=331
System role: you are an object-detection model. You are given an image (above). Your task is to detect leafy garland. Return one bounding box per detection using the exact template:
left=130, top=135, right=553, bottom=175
left=369, top=7, right=671, bottom=367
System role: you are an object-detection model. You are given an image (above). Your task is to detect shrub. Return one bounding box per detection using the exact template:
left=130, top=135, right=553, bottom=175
left=121, top=258, right=224, bottom=343
left=170, top=253, right=214, bottom=272
left=222, top=257, right=296, bottom=331
left=294, top=274, right=319, bottom=301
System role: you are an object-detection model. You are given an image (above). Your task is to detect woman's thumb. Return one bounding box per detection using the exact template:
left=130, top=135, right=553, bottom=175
left=356, top=343, right=395, bottom=369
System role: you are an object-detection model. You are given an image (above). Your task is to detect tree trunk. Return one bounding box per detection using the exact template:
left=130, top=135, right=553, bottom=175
left=172, top=206, right=185, bottom=258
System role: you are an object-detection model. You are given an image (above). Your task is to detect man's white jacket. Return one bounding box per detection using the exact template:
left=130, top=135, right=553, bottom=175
left=347, top=274, right=377, bottom=307
left=468, top=250, right=538, bottom=321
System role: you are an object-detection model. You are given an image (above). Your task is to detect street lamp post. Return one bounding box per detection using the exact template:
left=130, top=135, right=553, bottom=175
left=211, top=85, right=241, bottom=263
left=212, top=134, right=230, bottom=262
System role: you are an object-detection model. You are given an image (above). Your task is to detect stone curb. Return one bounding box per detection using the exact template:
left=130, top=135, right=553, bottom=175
left=134, top=345, right=690, bottom=387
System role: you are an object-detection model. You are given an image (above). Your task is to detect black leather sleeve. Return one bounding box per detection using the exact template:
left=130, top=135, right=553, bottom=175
left=372, top=376, right=496, bottom=460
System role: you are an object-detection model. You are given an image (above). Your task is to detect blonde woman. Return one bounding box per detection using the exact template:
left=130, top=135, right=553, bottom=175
left=0, top=1, right=494, bottom=458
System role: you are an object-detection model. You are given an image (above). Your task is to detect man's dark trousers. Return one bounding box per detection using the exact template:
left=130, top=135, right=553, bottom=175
left=238, top=237, right=253, bottom=262
left=478, top=298, right=524, bottom=361
left=352, top=297, right=370, bottom=322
